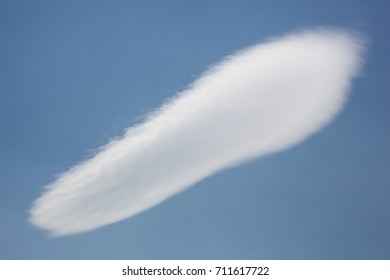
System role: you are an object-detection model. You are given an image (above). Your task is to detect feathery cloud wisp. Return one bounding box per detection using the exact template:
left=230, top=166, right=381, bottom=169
left=30, top=29, right=364, bottom=236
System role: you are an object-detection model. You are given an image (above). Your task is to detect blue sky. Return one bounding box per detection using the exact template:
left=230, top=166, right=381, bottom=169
left=0, top=0, right=389, bottom=259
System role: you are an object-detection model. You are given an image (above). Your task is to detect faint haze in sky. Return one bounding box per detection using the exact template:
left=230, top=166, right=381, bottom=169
left=29, top=29, right=365, bottom=236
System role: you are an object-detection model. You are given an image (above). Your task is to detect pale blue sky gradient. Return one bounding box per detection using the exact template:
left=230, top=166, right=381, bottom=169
left=0, top=0, right=389, bottom=259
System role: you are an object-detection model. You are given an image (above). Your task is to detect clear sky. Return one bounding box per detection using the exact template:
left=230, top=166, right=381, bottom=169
left=0, top=0, right=389, bottom=259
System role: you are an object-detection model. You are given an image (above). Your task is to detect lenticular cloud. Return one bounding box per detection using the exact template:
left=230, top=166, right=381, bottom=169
left=30, top=29, right=364, bottom=236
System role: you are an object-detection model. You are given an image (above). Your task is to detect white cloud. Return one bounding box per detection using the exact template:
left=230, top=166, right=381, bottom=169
left=29, top=28, right=365, bottom=236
